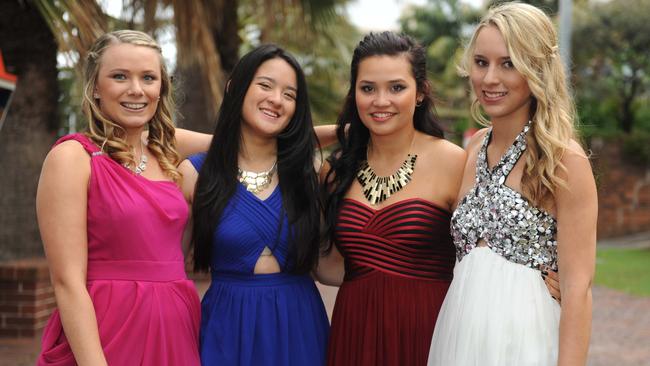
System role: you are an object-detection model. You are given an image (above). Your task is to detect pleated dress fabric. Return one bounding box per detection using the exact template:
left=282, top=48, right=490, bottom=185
left=38, top=133, right=201, bottom=366
left=188, top=153, right=329, bottom=366
left=428, top=125, right=561, bottom=366
left=326, top=198, right=455, bottom=366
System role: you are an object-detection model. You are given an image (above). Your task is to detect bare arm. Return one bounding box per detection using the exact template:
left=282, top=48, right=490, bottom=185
left=178, top=159, right=199, bottom=256
left=314, top=124, right=338, bottom=148
left=556, top=142, right=598, bottom=366
left=174, top=128, right=212, bottom=160
left=173, top=125, right=337, bottom=161
left=314, top=244, right=345, bottom=286
left=37, top=142, right=108, bottom=366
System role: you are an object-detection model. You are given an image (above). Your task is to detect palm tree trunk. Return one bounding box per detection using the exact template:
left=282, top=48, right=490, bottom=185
left=176, top=0, right=240, bottom=133
left=0, top=0, right=58, bottom=260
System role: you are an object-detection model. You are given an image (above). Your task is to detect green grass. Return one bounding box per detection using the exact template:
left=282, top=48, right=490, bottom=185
left=595, top=247, right=650, bottom=297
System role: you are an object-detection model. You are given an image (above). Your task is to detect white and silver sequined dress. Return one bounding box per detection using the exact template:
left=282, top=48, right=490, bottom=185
left=428, top=123, right=560, bottom=366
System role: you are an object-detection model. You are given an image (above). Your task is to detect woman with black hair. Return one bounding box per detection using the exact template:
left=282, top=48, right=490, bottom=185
left=179, top=44, right=329, bottom=365
left=318, top=31, right=466, bottom=365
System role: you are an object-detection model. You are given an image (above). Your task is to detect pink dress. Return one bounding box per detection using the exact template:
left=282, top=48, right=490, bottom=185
left=38, top=134, right=201, bottom=366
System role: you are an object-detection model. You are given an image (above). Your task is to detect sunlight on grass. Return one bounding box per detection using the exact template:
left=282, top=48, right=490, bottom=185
left=595, top=247, right=650, bottom=297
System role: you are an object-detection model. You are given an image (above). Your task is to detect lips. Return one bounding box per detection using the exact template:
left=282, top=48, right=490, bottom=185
left=483, top=91, right=508, bottom=99
left=120, top=102, right=147, bottom=111
left=260, top=107, right=280, bottom=119
left=370, top=112, right=396, bottom=122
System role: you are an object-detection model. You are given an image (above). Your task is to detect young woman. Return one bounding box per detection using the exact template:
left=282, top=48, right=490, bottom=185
left=428, top=3, right=597, bottom=365
left=180, top=44, right=329, bottom=365
left=36, top=30, right=204, bottom=365
left=319, top=31, right=466, bottom=366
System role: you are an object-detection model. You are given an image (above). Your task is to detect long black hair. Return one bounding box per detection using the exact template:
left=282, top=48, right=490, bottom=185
left=322, top=31, right=445, bottom=250
left=191, top=44, right=321, bottom=274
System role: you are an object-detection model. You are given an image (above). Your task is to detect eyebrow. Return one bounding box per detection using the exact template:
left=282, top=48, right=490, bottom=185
left=358, top=79, right=407, bottom=84
left=107, top=68, right=159, bottom=74
left=473, top=54, right=511, bottom=61
left=256, top=76, right=297, bottom=92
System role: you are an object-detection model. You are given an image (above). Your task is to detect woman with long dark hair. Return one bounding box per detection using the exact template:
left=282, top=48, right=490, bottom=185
left=318, top=31, right=466, bottom=365
left=179, top=44, right=329, bottom=365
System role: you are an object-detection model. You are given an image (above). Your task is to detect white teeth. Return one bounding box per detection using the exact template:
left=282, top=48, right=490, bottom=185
left=122, top=103, right=146, bottom=109
left=261, top=108, right=279, bottom=118
left=484, top=91, right=507, bottom=98
left=371, top=112, right=393, bottom=118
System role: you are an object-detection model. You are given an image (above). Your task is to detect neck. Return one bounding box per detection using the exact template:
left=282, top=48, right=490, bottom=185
left=124, top=128, right=145, bottom=150
left=239, top=129, right=277, bottom=171
left=489, top=118, right=528, bottom=149
left=368, top=126, right=416, bottom=162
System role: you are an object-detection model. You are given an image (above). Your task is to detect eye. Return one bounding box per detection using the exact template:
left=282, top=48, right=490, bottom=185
left=503, top=60, right=515, bottom=69
left=359, top=85, right=374, bottom=93
left=474, top=58, right=488, bottom=67
left=111, top=73, right=127, bottom=80
left=283, top=91, right=296, bottom=101
left=143, top=74, right=157, bottom=82
left=390, top=84, right=406, bottom=93
left=258, top=82, right=272, bottom=90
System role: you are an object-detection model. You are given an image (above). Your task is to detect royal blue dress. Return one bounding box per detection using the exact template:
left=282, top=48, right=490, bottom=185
left=189, top=154, right=329, bottom=366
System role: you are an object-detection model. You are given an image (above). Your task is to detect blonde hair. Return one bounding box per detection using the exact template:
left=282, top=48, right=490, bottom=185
left=459, top=2, right=577, bottom=206
left=82, top=30, right=181, bottom=182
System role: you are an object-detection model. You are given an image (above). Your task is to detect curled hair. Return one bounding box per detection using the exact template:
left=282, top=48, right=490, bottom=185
left=322, top=31, right=444, bottom=248
left=459, top=2, right=577, bottom=206
left=82, top=30, right=180, bottom=181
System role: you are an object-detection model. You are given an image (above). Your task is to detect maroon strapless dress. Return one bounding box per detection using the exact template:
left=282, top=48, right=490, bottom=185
left=327, top=198, right=455, bottom=366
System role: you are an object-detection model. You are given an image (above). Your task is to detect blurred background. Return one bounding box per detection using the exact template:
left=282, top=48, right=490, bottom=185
left=0, top=0, right=648, bottom=365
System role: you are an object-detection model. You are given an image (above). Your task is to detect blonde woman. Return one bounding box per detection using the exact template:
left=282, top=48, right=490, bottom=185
left=428, top=3, right=597, bottom=365
left=36, top=30, right=207, bottom=365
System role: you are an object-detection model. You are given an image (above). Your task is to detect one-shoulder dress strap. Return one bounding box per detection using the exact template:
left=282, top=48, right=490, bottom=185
left=54, top=133, right=102, bottom=156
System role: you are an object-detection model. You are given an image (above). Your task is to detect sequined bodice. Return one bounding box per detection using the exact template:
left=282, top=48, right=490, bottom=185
left=451, top=123, right=558, bottom=271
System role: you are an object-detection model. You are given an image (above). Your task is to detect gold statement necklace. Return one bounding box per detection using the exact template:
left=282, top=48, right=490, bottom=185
left=238, top=161, right=277, bottom=194
left=356, top=136, right=418, bottom=205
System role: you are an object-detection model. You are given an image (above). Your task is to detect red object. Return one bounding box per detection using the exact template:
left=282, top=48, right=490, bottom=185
left=327, top=198, right=455, bottom=365
left=0, top=51, right=17, bottom=90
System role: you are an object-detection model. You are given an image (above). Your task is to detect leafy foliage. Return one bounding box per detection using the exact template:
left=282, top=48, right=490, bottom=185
left=573, top=0, right=650, bottom=133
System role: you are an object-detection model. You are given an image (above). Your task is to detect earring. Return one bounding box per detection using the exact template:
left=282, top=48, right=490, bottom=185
left=416, top=100, right=423, bottom=107
left=93, top=92, right=100, bottom=99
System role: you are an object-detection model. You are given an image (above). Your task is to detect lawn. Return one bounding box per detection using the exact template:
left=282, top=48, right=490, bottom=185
left=595, top=247, right=650, bottom=297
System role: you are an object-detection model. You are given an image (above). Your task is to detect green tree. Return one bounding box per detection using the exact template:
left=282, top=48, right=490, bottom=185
left=573, top=0, right=650, bottom=133
left=398, top=0, right=480, bottom=133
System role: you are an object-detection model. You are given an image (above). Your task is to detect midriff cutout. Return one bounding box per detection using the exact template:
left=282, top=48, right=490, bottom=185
left=253, top=246, right=281, bottom=274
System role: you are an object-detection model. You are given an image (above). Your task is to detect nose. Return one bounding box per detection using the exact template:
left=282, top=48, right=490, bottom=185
left=127, top=79, right=144, bottom=97
left=267, top=88, right=282, bottom=106
left=372, top=90, right=390, bottom=107
left=483, top=65, right=499, bottom=86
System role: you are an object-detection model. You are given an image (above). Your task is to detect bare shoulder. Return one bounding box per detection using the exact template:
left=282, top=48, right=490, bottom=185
left=560, top=139, right=592, bottom=175
left=44, top=140, right=90, bottom=172
left=466, top=127, right=489, bottom=152
left=420, top=135, right=466, bottom=170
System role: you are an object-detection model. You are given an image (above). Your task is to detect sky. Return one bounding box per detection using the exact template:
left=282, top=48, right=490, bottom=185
left=346, top=0, right=484, bottom=31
